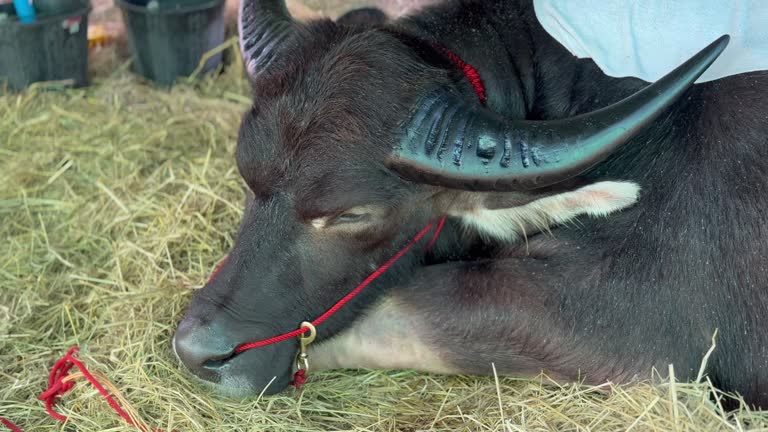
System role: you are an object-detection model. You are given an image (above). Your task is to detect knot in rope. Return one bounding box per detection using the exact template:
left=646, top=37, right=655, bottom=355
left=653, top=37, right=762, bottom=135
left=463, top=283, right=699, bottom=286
left=291, top=369, right=308, bottom=390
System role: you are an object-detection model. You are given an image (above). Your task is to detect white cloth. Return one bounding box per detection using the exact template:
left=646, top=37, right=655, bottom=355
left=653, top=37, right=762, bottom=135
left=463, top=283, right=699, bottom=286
left=533, top=0, right=768, bottom=83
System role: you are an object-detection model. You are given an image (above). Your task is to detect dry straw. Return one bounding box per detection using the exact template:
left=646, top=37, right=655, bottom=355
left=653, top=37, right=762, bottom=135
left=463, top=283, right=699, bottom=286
left=1, top=45, right=767, bottom=432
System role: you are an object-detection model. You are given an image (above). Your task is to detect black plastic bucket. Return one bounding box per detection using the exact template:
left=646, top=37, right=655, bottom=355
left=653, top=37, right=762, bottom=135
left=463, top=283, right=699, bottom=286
left=0, top=4, right=91, bottom=91
left=116, top=0, right=226, bottom=86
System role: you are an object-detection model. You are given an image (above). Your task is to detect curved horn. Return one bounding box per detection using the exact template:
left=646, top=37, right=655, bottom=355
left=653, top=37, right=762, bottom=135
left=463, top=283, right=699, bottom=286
left=238, top=0, right=294, bottom=79
left=386, top=35, right=730, bottom=191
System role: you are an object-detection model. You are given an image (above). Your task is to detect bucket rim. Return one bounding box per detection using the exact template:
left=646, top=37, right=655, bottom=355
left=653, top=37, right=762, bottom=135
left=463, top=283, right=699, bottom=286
left=1, top=5, right=91, bottom=28
left=116, top=0, right=226, bottom=15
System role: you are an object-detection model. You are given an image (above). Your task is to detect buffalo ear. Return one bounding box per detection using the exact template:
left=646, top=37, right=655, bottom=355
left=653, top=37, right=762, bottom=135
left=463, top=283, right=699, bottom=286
left=336, top=7, right=388, bottom=27
left=442, top=181, right=641, bottom=242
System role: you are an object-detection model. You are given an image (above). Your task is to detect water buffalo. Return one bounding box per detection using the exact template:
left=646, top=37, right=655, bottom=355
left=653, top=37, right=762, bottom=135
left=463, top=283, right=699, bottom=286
left=173, top=0, right=768, bottom=407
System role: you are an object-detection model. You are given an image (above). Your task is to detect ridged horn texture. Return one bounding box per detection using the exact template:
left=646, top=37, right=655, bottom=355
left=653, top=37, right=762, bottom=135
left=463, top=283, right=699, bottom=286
left=238, top=0, right=294, bottom=79
left=386, top=35, right=730, bottom=191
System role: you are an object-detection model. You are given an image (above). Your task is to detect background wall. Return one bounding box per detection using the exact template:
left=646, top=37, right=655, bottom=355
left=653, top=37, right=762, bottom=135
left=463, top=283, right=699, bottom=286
left=89, top=0, right=438, bottom=30
left=84, top=0, right=436, bottom=73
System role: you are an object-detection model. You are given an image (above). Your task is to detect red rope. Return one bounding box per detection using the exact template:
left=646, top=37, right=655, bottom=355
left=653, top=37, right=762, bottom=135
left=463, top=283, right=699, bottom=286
left=234, top=216, right=446, bottom=353
left=13, top=247, right=238, bottom=431
left=0, top=418, right=22, bottom=432
left=207, top=256, right=229, bottom=283
left=233, top=216, right=446, bottom=389
left=34, top=347, right=158, bottom=432
left=425, top=216, right=447, bottom=251
left=291, top=369, right=308, bottom=390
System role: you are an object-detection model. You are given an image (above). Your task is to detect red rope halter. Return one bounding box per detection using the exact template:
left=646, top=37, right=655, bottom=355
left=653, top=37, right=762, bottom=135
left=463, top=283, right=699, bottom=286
left=233, top=216, right=447, bottom=388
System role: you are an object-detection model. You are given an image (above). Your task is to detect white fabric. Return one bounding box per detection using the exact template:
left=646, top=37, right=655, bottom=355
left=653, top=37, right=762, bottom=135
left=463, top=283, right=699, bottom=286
left=533, top=0, right=768, bottom=83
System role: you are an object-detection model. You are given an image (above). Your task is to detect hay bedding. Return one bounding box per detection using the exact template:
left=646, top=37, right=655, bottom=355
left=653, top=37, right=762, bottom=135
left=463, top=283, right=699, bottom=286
left=1, top=43, right=767, bottom=432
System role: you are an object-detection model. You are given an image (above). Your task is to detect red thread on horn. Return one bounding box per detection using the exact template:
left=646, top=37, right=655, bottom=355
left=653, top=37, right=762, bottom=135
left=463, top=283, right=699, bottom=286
left=435, top=46, right=487, bottom=104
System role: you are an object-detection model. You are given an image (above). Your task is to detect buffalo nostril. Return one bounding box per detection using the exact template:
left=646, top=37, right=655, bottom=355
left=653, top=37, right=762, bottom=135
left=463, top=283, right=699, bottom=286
left=202, top=352, right=237, bottom=370
left=173, top=318, right=237, bottom=381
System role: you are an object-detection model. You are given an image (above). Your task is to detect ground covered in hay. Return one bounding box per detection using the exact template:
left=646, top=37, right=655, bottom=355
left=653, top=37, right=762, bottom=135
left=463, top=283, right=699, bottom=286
left=2, top=49, right=768, bottom=432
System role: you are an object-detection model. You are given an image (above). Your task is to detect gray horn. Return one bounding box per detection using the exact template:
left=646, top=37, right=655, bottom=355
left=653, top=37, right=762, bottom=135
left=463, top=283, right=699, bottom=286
left=238, top=0, right=294, bottom=79
left=386, top=35, right=730, bottom=191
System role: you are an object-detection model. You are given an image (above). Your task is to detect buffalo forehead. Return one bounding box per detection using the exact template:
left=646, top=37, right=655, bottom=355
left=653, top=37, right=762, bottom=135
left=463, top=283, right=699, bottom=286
left=235, top=26, right=445, bottom=211
left=239, top=115, right=392, bottom=192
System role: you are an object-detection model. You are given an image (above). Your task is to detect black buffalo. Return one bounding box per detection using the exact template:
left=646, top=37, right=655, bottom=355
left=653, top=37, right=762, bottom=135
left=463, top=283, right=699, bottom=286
left=172, top=0, right=768, bottom=407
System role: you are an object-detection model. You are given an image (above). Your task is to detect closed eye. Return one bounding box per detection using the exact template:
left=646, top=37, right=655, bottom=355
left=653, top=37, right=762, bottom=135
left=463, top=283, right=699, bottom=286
left=334, top=212, right=370, bottom=224
left=308, top=205, right=381, bottom=230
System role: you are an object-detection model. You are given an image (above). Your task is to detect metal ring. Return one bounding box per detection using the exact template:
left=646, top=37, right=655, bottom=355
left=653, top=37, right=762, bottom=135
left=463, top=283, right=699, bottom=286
left=296, top=356, right=310, bottom=372
left=299, top=321, right=316, bottom=345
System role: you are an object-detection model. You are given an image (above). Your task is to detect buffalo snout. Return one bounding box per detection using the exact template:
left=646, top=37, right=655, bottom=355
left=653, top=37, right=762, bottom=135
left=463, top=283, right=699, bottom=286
left=173, top=295, right=296, bottom=397
left=173, top=313, right=236, bottom=382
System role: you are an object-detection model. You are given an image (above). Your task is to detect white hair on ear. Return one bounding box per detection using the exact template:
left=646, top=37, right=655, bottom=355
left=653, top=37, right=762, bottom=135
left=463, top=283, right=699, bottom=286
left=452, top=181, right=641, bottom=242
